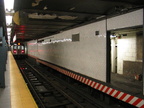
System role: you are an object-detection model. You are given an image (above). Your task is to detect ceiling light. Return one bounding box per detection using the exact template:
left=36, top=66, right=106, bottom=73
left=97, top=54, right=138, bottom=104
left=6, top=16, right=12, bottom=26
left=7, top=33, right=11, bottom=36
left=4, top=0, right=15, bottom=45
left=7, top=28, right=11, bottom=32
left=4, top=0, right=14, bottom=11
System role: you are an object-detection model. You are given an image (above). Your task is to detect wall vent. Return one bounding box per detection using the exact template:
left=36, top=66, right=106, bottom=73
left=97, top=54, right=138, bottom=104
left=72, top=33, right=80, bottom=42
left=95, top=31, right=99, bottom=36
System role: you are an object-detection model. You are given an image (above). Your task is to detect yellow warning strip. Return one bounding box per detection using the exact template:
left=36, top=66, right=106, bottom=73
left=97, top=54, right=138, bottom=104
left=9, top=52, right=38, bottom=108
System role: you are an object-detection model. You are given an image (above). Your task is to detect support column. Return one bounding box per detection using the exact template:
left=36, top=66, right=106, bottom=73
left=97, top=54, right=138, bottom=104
left=142, top=8, right=144, bottom=95
left=106, top=31, right=111, bottom=83
left=106, top=17, right=111, bottom=83
left=0, top=27, right=7, bottom=88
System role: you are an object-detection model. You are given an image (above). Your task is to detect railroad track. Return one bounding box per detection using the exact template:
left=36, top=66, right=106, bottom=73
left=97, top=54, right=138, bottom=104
left=16, top=59, right=123, bottom=108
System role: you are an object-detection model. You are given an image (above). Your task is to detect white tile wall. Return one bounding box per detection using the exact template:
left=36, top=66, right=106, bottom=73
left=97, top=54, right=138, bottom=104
left=36, top=20, right=107, bottom=82
left=117, top=33, right=136, bottom=74
left=107, top=9, right=143, bottom=30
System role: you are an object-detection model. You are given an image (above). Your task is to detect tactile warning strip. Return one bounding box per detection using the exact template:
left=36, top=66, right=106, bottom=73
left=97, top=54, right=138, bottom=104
left=10, top=52, right=38, bottom=108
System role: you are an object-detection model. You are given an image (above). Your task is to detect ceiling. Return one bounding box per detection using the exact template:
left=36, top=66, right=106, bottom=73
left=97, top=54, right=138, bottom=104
left=12, top=0, right=144, bottom=43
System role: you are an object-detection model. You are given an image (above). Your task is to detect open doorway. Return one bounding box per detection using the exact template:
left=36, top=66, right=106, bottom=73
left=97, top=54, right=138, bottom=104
left=109, top=27, right=143, bottom=96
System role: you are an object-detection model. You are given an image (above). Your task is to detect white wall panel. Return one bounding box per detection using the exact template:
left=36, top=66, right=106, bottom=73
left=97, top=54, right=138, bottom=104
left=117, top=33, right=137, bottom=74
left=27, top=40, right=38, bottom=57
left=38, top=20, right=107, bottom=82
left=107, top=9, right=143, bottom=30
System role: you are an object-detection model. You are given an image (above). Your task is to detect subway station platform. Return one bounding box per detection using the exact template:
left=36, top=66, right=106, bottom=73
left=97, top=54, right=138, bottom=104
left=0, top=52, right=38, bottom=108
left=111, top=72, right=143, bottom=98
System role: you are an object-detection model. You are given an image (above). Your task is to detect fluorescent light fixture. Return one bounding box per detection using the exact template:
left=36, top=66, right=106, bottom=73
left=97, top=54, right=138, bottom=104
left=7, top=28, right=11, bottom=32
left=4, top=0, right=14, bottom=11
left=7, top=32, right=11, bottom=36
left=4, top=0, right=15, bottom=45
left=6, top=16, right=12, bottom=25
left=8, top=36, right=11, bottom=40
left=110, top=35, right=116, bottom=38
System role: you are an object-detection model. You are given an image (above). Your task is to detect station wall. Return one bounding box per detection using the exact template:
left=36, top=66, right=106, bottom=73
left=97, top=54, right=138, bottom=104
left=109, top=9, right=143, bottom=75
left=36, top=20, right=107, bottom=82
left=27, top=9, right=143, bottom=82
left=27, top=40, right=38, bottom=57
left=107, top=9, right=143, bottom=30
left=117, top=32, right=137, bottom=74
left=111, top=32, right=137, bottom=74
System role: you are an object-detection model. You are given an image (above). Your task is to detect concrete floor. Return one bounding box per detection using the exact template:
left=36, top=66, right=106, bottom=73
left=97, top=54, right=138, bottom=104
left=111, top=72, right=143, bottom=98
left=0, top=55, right=10, bottom=108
